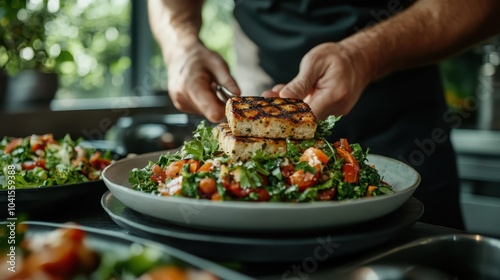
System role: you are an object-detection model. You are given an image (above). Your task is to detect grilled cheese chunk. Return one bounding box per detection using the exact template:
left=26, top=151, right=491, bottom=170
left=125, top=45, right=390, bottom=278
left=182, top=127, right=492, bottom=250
left=225, top=97, right=317, bottom=139
left=214, top=123, right=324, bottom=161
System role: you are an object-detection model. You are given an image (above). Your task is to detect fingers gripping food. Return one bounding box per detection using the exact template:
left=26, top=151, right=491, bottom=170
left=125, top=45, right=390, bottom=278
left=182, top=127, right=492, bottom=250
left=129, top=97, right=393, bottom=202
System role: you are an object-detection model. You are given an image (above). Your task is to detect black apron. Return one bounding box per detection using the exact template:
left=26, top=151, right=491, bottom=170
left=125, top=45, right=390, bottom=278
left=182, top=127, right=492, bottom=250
left=234, top=0, right=464, bottom=229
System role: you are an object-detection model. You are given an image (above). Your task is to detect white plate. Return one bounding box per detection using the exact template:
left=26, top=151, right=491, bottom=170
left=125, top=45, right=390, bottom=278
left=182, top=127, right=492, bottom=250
left=102, top=151, right=421, bottom=232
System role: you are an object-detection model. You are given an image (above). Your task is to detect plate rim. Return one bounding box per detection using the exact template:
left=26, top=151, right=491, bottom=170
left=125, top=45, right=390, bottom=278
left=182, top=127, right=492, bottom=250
left=101, top=191, right=424, bottom=245
left=102, top=150, right=421, bottom=231
left=102, top=151, right=421, bottom=209
left=6, top=220, right=254, bottom=280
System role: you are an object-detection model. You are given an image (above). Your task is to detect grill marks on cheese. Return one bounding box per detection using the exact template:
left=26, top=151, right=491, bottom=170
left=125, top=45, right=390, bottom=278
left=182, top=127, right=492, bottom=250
left=217, top=97, right=320, bottom=160
left=225, top=97, right=317, bottom=140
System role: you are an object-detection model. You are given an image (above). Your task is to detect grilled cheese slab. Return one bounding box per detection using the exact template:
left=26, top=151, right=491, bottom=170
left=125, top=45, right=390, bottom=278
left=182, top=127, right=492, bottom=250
left=225, top=97, right=317, bottom=139
left=214, top=123, right=324, bottom=161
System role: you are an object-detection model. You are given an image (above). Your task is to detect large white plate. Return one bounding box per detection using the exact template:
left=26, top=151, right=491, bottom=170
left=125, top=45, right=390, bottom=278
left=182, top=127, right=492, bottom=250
left=102, top=151, right=421, bottom=232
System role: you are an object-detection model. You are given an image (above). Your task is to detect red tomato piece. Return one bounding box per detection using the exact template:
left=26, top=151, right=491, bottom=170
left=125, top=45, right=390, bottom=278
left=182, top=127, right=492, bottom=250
left=22, top=159, right=46, bottom=170
left=150, top=164, right=167, bottom=183
left=165, top=161, right=185, bottom=178
left=290, top=169, right=319, bottom=191
left=252, top=188, right=271, bottom=201
left=224, top=181, right=251, bottom=198
left=197, top=161, right=213, bottom=172
left=280, top=163, right=295, bottom=185
left=187, top=159, right=200, bottom=173
left=4, top=138, right=22, bottom=154
left=335, top=147, right=360, bottom=171
left=199, top=177, right=217, bottom=195
left=317, top=188, right=336, bottom=201
left=342, top=163, right=359, bottom=184
left=300, top=147, right=329, bottom=166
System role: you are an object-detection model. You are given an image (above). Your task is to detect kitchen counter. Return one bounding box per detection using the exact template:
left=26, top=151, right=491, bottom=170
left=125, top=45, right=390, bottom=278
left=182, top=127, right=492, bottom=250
left=30, top=196, right=473, bottom=280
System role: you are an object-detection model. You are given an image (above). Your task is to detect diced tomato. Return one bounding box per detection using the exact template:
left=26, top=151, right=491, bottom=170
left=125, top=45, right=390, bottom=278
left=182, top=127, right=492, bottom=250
left=164, top=161, right=185, bottom=178
left=290, top=169, right=319, bottom=191
left=300, top=147, right=329, bottom=167
left=197, top=161, right=213, bottom=172
left=366, top=185, right=378, bottom=197
left=4, top=138, right=22, bottom=154
left=280, top=162, right=295, bottom=185
left=259, top=174, right=269, bottom=187
left=93, top=158, right=112, bottom=170
left=211, top=192, right=222, bottom=201
left=165, top=159, right=199, bottom=178
left=138, top=265, right=188, bottom=280
left=89, top=151, right=101, bottom=164
left=187, top=159, right=200, bottom=173
left=335, top=147, right=359, bottom=170
left=223, top=180, right=251, bottom=198
left=21, top=159, right=46, bottom=170
left=61, top=227, right=86, bottom=243
left=336, top=146, right=360, bottom=184
left=88, top=151, right=112, bottom=170
left=333, top=138, right=352, bottom=152
left=35, top=242, right=79, bottom=276
left=342, top=163, right=359, bottom=184
left=229, top=183, right=251, bottom=198
left=317, top=188, right=336, bottom=201
left=198, top=177, right=217, bottom=195
left=340, top=138, right=352, bottom=153
left=30, top=142, right=45, bottom=152
left=150, top=164, right=167, bottom=183
left=41, top=134, right=57, bottom=144
left=252, top=188, right=271, bottom=201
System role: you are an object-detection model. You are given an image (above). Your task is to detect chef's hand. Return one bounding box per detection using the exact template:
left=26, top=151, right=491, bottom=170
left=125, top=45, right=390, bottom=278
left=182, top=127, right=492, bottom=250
left=166, top=41, right=240, bottom=123
left=262, top=43, right=373, bottom=120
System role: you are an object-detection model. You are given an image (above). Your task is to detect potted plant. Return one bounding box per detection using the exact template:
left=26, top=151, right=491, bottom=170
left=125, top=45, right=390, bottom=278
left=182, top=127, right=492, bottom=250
left=0, top=0, right=73, bottom=109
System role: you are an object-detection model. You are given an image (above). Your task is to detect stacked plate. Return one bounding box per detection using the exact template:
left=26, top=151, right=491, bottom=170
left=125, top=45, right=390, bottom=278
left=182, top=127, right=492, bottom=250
left=101, top=151, right=423, bottom=263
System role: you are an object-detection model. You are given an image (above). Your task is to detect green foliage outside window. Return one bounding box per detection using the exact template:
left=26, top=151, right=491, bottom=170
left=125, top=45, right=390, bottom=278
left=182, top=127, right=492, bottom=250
left=1, top=0, right=130, bottom=99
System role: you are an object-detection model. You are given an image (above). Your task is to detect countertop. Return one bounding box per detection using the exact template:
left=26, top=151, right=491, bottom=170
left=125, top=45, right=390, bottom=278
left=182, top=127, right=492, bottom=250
left=26, top=195, right=468, bottom=280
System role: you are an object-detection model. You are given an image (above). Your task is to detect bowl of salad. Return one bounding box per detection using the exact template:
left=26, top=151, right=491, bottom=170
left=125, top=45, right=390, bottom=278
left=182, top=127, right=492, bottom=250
left=0, top=134, right=120, bottom=218
left=102, top=117, right=421, bottom=232
left=0, top=221, right=245, bottom=280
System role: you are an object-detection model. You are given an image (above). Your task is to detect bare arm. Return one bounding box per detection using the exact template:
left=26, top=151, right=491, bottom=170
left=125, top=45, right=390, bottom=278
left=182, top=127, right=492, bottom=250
left=344, top=0, right=500, bottom=81
left=148, top=0, right=203, bottom=63
left=276, top=0, right=500, bottom=119
left=148, top=0, right=239, bottom=122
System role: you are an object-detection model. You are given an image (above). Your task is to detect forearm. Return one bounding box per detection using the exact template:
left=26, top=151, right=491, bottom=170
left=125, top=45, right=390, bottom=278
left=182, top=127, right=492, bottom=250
left=341, top=0, right=500, bottom=82
left=148, top=0, right=204, bottom=63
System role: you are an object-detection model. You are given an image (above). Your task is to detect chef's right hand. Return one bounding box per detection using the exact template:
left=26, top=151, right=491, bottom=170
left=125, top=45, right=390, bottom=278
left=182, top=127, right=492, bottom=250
left=165, top=41, right=240, bottom=123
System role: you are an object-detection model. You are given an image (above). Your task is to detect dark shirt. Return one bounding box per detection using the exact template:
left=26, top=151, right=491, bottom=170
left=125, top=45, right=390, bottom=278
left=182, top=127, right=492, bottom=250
left=234, top=0, right=464, bottom=229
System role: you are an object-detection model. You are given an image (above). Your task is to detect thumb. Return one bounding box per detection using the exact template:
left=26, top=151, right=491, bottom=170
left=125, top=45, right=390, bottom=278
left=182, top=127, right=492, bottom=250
left=279, top=77, right=312, bottom=100
left=279, top=64, right=319, bottom=99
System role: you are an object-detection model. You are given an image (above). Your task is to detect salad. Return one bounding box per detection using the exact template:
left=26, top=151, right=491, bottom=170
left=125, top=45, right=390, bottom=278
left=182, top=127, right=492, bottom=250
left=0, top=224, right=219, bottom=280
left=129, top=116, right=394, bottom=202
left=0, top=134, right=114, bottom=189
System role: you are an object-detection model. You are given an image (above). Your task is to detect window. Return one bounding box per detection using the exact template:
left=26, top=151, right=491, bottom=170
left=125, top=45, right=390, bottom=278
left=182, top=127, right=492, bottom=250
left=0, top=0, right=235, bottom=138
left=1, top=0, right=235, bottom=110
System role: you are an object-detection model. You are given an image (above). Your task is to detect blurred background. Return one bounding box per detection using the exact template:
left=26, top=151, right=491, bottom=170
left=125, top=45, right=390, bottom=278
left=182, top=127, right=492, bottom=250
left=1, top=0, right=499, bottom=236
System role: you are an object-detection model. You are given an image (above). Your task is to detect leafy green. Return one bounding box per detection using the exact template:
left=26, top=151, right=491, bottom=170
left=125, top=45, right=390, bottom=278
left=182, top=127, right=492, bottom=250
left=0, top=134, right=113, bottom=189
left=183, top=121, right=218, bottom=161
left=128, top=117, right=395, bottom=202
left=315, top=115, right=342, bottom=138
left=129, top=162, right=157, bottom=194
